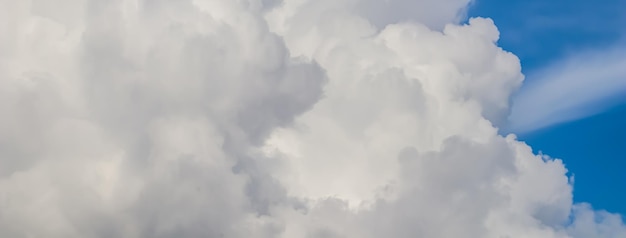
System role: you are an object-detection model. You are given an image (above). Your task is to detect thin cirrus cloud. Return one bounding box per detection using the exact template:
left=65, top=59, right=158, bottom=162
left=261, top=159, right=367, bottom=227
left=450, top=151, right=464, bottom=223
left=0, top=0, right=625, bottom=238
left=506, top=45, right=626, bottom=133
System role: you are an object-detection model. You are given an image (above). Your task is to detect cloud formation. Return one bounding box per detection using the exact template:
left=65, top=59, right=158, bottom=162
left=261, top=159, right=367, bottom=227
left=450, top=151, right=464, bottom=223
left=0, top=0, right=624, bottom=237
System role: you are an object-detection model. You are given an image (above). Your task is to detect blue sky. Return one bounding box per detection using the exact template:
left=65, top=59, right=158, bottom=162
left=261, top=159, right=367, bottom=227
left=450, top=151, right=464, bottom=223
left=468, top=0, right=626, bottom=215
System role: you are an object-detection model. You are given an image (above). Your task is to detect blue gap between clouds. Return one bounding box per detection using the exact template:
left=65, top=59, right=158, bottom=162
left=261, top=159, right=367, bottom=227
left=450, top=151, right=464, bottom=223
left=467, top=0, right=626, bottom=215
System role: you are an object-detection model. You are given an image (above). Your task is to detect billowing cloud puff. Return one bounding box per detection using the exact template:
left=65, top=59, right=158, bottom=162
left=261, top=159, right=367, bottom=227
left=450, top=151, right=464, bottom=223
left=0, top=0, right=624, bottom=237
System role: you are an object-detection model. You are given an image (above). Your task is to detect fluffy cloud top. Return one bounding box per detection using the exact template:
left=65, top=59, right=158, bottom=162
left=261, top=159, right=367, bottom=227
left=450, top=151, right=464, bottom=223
left=0, top=0, right=624, bottom=237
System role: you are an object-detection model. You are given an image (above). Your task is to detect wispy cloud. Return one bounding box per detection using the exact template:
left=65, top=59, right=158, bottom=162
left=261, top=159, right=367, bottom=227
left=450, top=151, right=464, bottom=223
left=507, top=45, right=626, bottom=133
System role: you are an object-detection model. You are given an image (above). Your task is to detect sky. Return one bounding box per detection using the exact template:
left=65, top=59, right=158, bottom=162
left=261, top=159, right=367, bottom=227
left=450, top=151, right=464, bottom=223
left=467, top=0, right=626, bottom=215
left=1, top=0, right=625, bottom=238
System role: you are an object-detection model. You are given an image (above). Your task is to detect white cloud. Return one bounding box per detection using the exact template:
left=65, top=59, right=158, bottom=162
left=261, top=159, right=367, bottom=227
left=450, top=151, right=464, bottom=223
left=356, top=0, right=472, bottom=30
left=0, top=0, right=624, bottom=237
left=507, top=45, right=626, bottom=133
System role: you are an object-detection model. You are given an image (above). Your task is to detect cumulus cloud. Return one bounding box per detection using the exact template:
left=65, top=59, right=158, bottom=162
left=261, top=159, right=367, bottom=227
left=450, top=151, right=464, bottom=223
left=0, top=0, right=624, bottom=237
left=507, top=45, right=626, bottom=133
